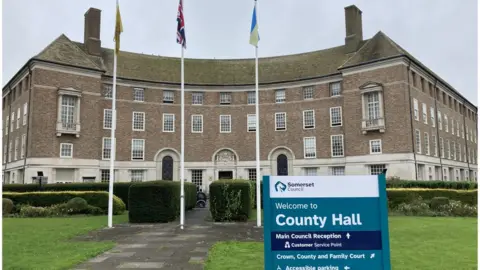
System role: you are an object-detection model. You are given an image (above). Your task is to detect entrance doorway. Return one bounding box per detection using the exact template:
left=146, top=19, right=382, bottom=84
left=162, top=156, right=173, bottom=180
left=277, top=154, right=288, bottom=176
left=218, top=171, right=233, bottom=180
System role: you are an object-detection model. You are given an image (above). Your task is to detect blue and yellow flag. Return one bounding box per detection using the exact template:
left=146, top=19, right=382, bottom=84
left=249, top=3, right=259, bottom=47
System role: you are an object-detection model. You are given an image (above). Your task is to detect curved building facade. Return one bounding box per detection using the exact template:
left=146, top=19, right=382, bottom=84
left=2, top=5, right=478, bottom=191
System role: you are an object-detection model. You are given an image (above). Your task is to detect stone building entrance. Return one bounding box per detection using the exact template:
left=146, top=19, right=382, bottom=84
left=213, top=148, right=238, bottom=180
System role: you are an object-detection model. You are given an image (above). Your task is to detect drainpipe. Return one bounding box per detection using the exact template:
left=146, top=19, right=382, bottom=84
left=22, top=66, right=33, bottom=184
left=461, top=101, right=471, bottom=181
left=3, top=86, right=12, bottom=183
left=432, top=79, right=444, bottom=181
left=406, top=61, right=418, bottom=180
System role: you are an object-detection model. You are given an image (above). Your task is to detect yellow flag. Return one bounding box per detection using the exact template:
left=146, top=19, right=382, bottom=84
left=114, top=1, right=123, bottom=54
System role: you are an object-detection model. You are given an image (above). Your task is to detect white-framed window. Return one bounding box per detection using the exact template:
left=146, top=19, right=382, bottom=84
left=219, top=115, right=231, bottom=133
left=23, top=103, right=27, bottom=125
left=133, top=88, right=144, bottom=102
left=463, top=145, right=467, bottom=162
left=21, top=134, right=26, bottom=159
left=446, top=139, right=450, bottom=159
left=247, top=91, right=256, bottom=105
left=331, top=134, right=344, bottom=157
left=331, top=166, right=345, bottom=175
left=466, top=126, right=469, bottom=140
left=4, top=143, right=7, bottom=162
left=8, top=141, right=12, bottom=162
left=130, top=170, right=145, bottom=182
left=364, top=91, right=381, bottom=121
left=132, top=112, right=145, bottom=131
left=163, top=90, right=174, bottom=103
left=470, top=129, right=473, bottom=142
left=304, top=167, right=317, bottom=176
left=452, top=141, right=456, bottom=160
left=102, top=137, right=112, bottom=160
left=101, top=169, right=111, bottom=183
left=60, top=143, right=73, bottom=158
left=191, top=114, right=203, bottom=133
left=440, top=137, right=444, bottom=158
left=10, top=112, right=14, bottom=132
left=16, top=107, right=20, bottom=129
left=275, top=112, right=286, bottom=131
left=103, top=84, right=113, bottom=99
left=444, top=115, right=448, bottom=132
left=303, top=137, right=316, bottom=158
left=248, top=168, right=259, bottom=181
left=163, top=113, right=175, bottom=132
left=219, top=92, right=231, bottom=104
left=192, top=92, right=204, bottom=105
left=303, top=86, right=314, bottom=100
left=432, top=134, right=437, bottom=157
left=330, top=107, right=342, bottom=127
left=5, top=116, right=9, bottom=135
left=369, top=164, right=386, bottom=175
left=430, top=107, right=435, bottom=127
left=415, top=129, right=421, bottom=154
left=451, top=118, right=454, bottom=135
left=413, top=99, right=419, bottom=121
left=422, top=103, right=427, bottom=124
left=14, top=137, right=18, bottom=160
left=103, top=109, right=112, bottom=129
left=330, top=82, right=341, bottom=96
left=437, top=111, right=442, bottom=130
left=303, top=110, right=315, bottom=129
left=131, top=139, right=145, bottom=161
left=457, top=142, right=461, bottom=161
left=474, top=130, right=477, bottom=143
left=456, top=121, right=460, bottom=137
left=424, top=132, right=430, bottom=155
left=369, top=139, right=382, bottom=154
left=275, top=89, right=286, bottom=103
left=247, top=114, right=256, bottom=132
left=191, top=169, right=203, bottom=191
left=462, top=125, right=465, bottom=138
left=60, top=95, right=76, bottom=127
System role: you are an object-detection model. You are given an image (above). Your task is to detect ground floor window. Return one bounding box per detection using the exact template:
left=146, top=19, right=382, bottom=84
left=101, top=169, right=110, bottom=183
left=369, top=164, right=386, bottom=175
left=304, top=167, right=317, bottom=176
left=248, top=169, right=257, bottom=181
left=330, top=166, right=345, bottom=175
left=191, top=170, right=203, bottom=191
left=130, top=170, right=145, bottom=182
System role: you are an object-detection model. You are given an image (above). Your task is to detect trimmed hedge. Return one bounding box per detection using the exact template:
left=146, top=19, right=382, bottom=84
left=3, top=191, right=126, bottom=215
left=209, top=180, right=252, bottom=222
left=387, top=188, right=477, bottom=209
left=128, top=181, right=197, bottom=223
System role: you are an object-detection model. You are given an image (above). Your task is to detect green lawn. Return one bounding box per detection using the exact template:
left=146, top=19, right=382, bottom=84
left=204, top=216, right=477, bottom=270
left=3, top=214, right=129, bottom=270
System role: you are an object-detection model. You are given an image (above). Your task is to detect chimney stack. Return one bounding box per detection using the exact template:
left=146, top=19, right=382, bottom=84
left=344, top=5, right=363, bottom=53
left=84, top=8, right=102, bottom=56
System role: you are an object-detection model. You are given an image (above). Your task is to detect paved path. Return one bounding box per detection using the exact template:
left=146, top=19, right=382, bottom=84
left=73, top=208, right=263, bottom=270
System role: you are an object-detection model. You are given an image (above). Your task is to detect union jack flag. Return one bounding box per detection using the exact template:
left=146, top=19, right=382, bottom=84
left=176, top=0, right=186, bottom=49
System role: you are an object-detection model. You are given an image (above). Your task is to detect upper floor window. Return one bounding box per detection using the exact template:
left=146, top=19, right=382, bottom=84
left=422, top=103, right=427, bottom=124
left=437, top=111, right=442, bottom=130
left=61, top=96, right=76, bottom=124
left=303, top=137, right=316, bottom=158
left=133, top=88, right=144, bottom=102
left=331, top=135, right=344, bottom=157
left=192, top=92, right=204, bottom=105
left=102, top=137, right=111, bottom=160
left=275, top=89, right=286, bottom=103
left=247, top=114, right=256, bottom=132
left=60, top=143, right=73, bottom=158
left=369, top=139, right=382, bottom=154
left=303, top=86, right=314, bottom=100
left=430, top=107, right=435, bottom=127
left=413, top=98, right=419, bottom=121
left=303, top=110, right=315, bottom=129
left=163, top=113, right=175, bottom=132
left=132, top=112, right=145, bottom=131
left=219, top=92, right=231, bottom=104
left=415, top=129, right=421, bottom=154
left=330, top=82, right=341, bottom=97
left=247, top=91, right=256, bottom=105
left=191, top=114, right=203, bottom=133
left=219, top=115, right=231, bottom=133
left=23, top=103, right=28, bottom=126
left=16, top=108, right=20, bottom=129
left=444, top=115, right=448, bottom=132
left=163, top=90, right=174, bottom=103
left=103, top=109, right=112, bottom=129
left=103, top=84, right=113, bottom=99
left=360, top=82, right=385, bottom=134
left=5, top=116, right=9, bottom=135
left=56, top=88, right=82, bottom=137
left=330, top=107, right=342, bottom=127
left=275, top=112, right=286, bottom=131
left=131, top=139, right=145, bottom=161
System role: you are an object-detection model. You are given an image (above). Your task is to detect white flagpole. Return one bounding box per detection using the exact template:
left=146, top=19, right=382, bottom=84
left=180, top=46, right=185, bottom=230
left=108, top=34, right=118, bottom=229
left=254, top=0, right=261, bottom=228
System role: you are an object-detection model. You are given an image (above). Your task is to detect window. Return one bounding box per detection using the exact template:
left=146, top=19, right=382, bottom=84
left=21, top=134, right=26, bottom=159
left=413, top=99, right=419, bottom=121
left=16, top=107, right=20, bottom=129
left=275, top=89, right=286, bottom=103
left=275, top=112, right=286, bottom=131
left=462, top=125, right=464, bottom=138
left=446, top=139, right=450, bottom=159
left=23, top=103, right=27, bottom=125
left=452, top=142, right=456, bottom=160
left=331, top=166, right=345, bottom=175
left=330, top=82, right=341, bottom=96
left=456, top=121, right=460, bottom=137
left=103, top=84, right=112, bottom=99
left=101, top=169, right=111, bottom=183
left=14, top=137, right=18, bottom=160
left=3, top=143, right=7, bottom=162
left=191, top=115, right=203, bottom=133
left=163, top=90, right=174, bottom=103
left=437, top=111, right=442, bottom=130
left=457, top=142, right=461, bottom=161
left=432, top=135, right=437, bottom=157
left=422, top=103, right=427, bottom=124
left=331, top=135, right=344, bottom=157
left=247, top=114, right=256, bottom=132
left=133, top=88, right=144, bottom=102
left=366, top=92, right=380, bottom=120
left=370, top=139, right=382, bottom=154
left=132, top=112, right=145, bottom=131
left=466, top=126, right=469, bottom=140
left=451, top=118, right=454, bottom=135
left=163, top=113, right=175, bottom=132
left=330, top=107, right=342, bottom=127
left=303, top=110, right=315, bottom=129
left=474, top=131, right=477, bottom=143
left=102, top=137, right=112, bottom=160
left=440, top=137, right=444, bottom=158
left=424, top=132, right=430, bottom=155
left=305, top=167, right=317, bottom=176
left=303, top=137, right=316, bottom=158
left=430, top=107, right=435, bottom=127
left=303, top=86, right=314, bottom=99
left=470, top=129, right=474, bottom=142
left=10, top=112, right=14, bottom=132
left=192, top=92, right=204, bottom=105
left=463, top=146, right=467, bottom=162
left=60, top=96, right=76, bottom=126
left=219, top=92, right=231, bottom=104
left=247, top=91, right=256, bottom=104
left=370, top=164, right=386, bottom=175
left=130, top=170, right=145, bottom=182
left=219, top=115, right=231, bottom=133
left=60, top=143, right=73, bottom=158
left=5, top=116, right=8, bottom=135
left=8, top=141, right=12, bottom=162
left=191, top=170, right=203, bottom=191
left=103, top=109, right=112, bottom=129
left=415, top=129, right=421, bottom=154
left=248, top=169, right=259, bottom=181
left=131, top=139, right=145, bottom=160
left=444, top=115, right=448, bottom=132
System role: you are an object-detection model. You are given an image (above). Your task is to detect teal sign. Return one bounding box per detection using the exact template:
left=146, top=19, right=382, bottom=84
left=262, top=175, right=391, bottom=270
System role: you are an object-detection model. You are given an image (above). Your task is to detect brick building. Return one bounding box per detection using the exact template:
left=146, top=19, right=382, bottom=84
left=2, top=5, right=478, bottom=190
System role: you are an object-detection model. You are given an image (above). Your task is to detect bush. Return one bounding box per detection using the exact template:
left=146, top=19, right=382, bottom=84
left=394, top=196, right=434, bottom=216
left=66, top=197, right=89, bottom=213
left=437, top=200, right=477, bottom=217
left=387, top=188, right=477, bottom=209
left=209, top=180, right=251, bottom=222
left=386, top=179, right=477, bottom=190
left=3, top=198, right=14, bottom=215
left=429, top=197, right=450, bottom=211
left=128, top=181, right=197, bottom=223
left=3, top=191, right=126, bottom=215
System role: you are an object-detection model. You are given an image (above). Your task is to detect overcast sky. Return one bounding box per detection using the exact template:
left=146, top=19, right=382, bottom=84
left=2, top=0, right=478, bottom=104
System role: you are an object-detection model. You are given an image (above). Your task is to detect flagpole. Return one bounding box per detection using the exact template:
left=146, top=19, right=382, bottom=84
left=254, top=0, right=261, bottom=228
left=108, top=35, right=118, bottom=230
left=180, top=46, right=185, bottom=230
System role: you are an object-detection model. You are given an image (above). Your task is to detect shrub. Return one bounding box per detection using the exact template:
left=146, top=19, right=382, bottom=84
left=3, top=191, right=126, bottom=215
left=387, top=188, right=477, bottom=209
left=19, top=205, right=51, bottom=217
left=209, top=180, right=251, bottom=222
left=394, top=196, right=434, bottom=216
left=386, top=179, right=477, bottom=190
left=3, top=198, right=14, bottom=215
left=128, top=181, right=197, bottom=223
left=429, top=197, right=450, bottom=211
left=437, top=200, right=477, bottom=217
left=66, top=197, right=89, bottom=213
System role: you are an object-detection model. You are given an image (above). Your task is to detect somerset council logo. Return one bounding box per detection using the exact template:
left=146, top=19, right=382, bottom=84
left=275, top=181, right=287, bottom=192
